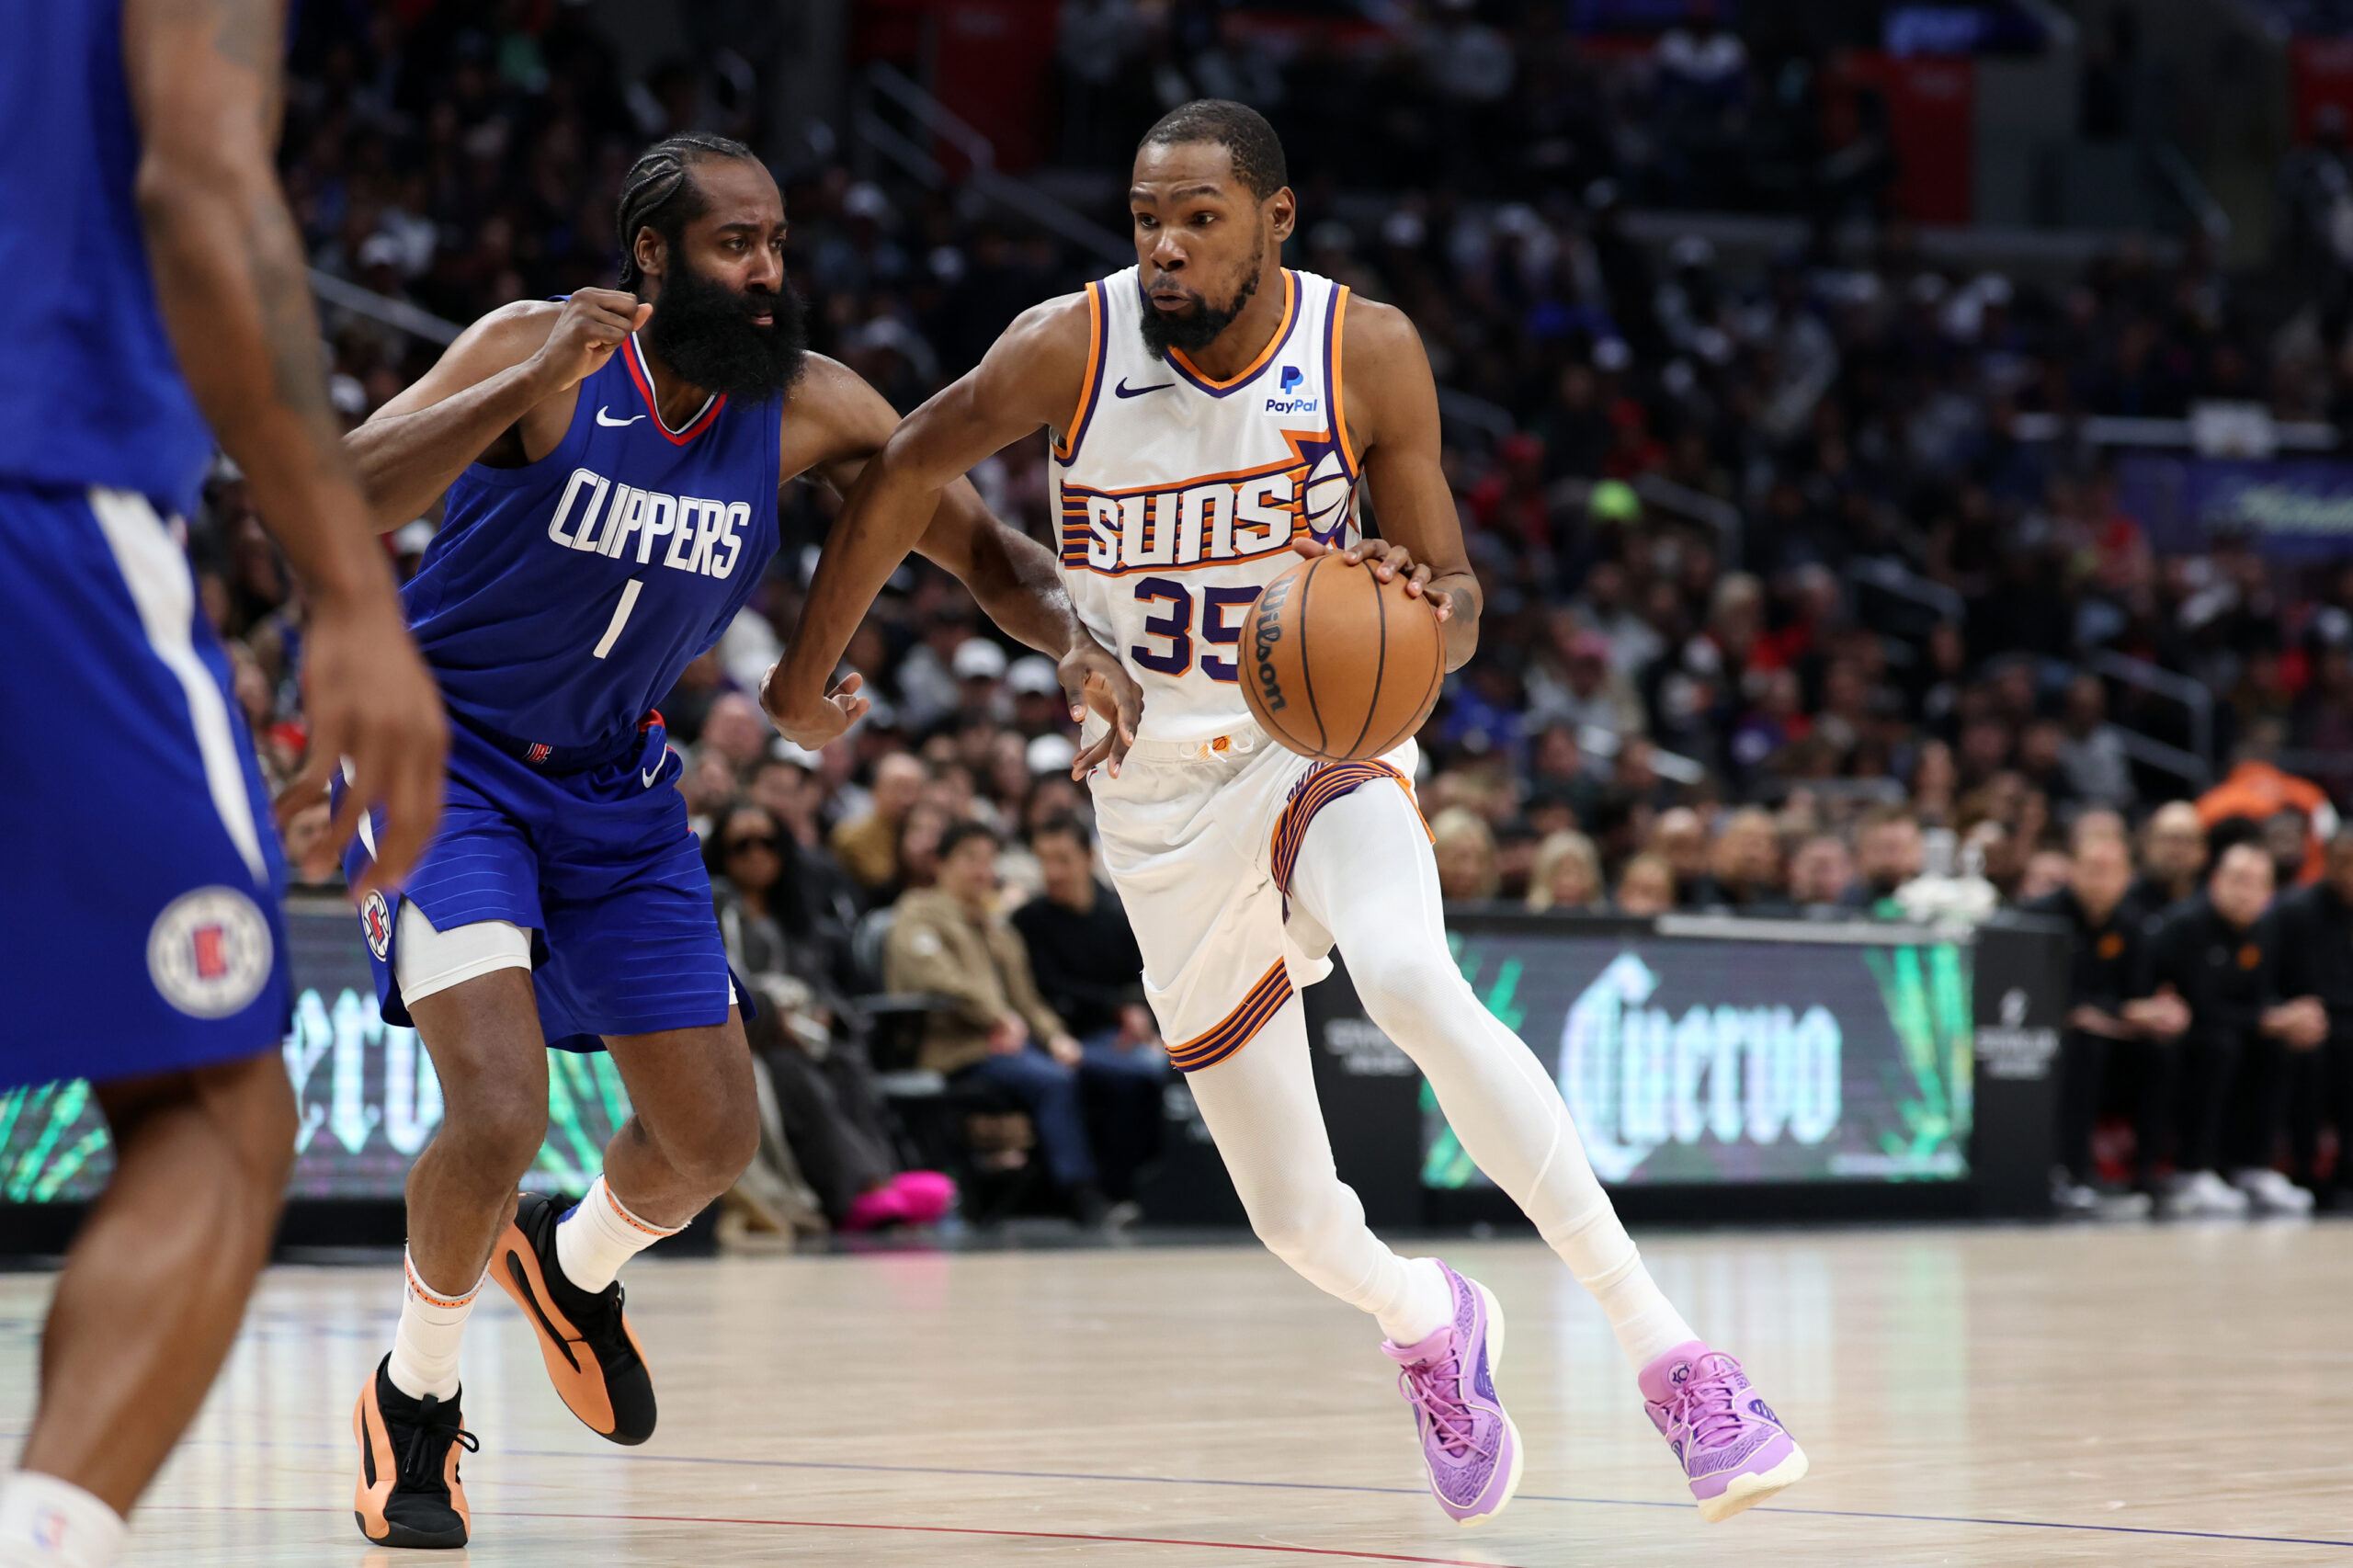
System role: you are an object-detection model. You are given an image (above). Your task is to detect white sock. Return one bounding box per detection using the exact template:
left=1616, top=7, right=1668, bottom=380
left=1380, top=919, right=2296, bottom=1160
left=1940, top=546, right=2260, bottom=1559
left=1379, top=1256, right=1455, bottom=1347
left=0, top=1471, right=125, bottom=1568
left=554, top=1176, right=679, bottom=1293
left=1293, top=785, right=1700, bottom=1374
left=386, top=1249, right=484, bottom=1402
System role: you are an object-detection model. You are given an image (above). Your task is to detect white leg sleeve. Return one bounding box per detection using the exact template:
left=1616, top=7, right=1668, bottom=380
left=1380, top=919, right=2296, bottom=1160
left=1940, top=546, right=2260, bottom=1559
left=1289, top=780, right=1699, bottom=1371
left=393, top=901, right=533, bottom=1006
left=1184, top=995, right=1452, bottom=1345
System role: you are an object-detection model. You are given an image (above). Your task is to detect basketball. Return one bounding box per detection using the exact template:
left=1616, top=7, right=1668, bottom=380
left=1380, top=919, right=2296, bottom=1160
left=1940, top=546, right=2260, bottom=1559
left=1239, top=551, right=1444, bottom=761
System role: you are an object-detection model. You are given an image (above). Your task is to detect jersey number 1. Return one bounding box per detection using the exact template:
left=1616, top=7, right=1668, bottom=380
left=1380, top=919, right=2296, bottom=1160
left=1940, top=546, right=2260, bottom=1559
left=592, top=578, right=642, bottom=660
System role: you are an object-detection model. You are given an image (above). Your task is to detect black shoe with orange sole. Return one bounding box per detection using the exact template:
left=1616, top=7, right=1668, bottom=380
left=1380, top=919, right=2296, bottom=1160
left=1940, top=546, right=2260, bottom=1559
left=493, top=1190, right=657, bottom=1444
left=352, top=1354, right=477, bottom=1548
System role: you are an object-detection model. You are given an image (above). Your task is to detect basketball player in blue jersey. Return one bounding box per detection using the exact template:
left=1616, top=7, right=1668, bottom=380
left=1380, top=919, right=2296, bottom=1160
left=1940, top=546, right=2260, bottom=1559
left=0, top=4, right=448, bottom=1567
left=770, top=102, right=1807, bottom=1528
left=330, top=134, right=1142, bottom=1548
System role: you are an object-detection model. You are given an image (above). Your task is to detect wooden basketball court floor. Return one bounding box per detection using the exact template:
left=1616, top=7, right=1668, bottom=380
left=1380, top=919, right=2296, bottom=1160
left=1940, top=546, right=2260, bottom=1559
left=3, top=1221, right=2348, bottom=1567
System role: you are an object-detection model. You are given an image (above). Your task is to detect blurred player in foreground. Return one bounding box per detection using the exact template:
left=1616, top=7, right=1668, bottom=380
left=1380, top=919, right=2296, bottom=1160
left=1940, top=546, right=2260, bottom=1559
left=333, top=132, right=1138, bottom=1547
left=0, top=3, right=446, bottom=1565
left=767, top=101, right=1805, bottom=1527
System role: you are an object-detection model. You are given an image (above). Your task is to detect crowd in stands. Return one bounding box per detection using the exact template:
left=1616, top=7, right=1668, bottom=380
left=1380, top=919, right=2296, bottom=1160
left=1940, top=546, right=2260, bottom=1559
left=174, top=3, right=2353, bottom=1224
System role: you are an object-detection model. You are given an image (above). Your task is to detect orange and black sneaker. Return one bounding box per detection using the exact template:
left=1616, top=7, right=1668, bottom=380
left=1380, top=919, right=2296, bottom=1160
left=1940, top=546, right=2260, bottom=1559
left=492, top=1191, right=657, bottom=1444
left=352, top=1354, right=477, bottom=1549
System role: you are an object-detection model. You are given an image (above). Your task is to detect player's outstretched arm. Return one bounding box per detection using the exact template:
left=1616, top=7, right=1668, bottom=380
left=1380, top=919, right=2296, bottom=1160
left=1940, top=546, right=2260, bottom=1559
left=123, top=0, right=444, bottom=894
left=1303, top=295, right=1483, bottom=673
left=346, top=290, right=651, bottom=532
left=778, top=352, right=1142, bottom=773
left=764, top=294, right=1100, bottom=747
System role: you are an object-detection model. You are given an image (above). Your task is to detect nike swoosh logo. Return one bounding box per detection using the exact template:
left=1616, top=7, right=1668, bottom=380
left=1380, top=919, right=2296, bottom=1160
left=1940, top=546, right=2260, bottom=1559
left=597, top=407, right=645, bottom=426
left=642, top=767, right=661, bottom=788
left=1114, top=379, right=1174, bottom=398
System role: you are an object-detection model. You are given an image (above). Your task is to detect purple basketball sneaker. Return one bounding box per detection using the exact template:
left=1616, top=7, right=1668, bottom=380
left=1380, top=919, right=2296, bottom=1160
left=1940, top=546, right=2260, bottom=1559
left=1639, top=1341, right=1808, bottom=1522
left=1381, top=1262, right=1522, bottom=1526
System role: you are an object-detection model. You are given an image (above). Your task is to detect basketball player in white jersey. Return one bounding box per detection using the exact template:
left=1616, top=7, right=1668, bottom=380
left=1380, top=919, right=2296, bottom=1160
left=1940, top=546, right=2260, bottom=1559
left=767, top=101, right=1806, bottom=1526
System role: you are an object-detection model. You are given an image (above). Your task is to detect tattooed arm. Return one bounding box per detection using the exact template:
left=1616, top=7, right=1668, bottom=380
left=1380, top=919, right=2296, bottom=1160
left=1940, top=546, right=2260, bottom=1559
left=121, top=0, right=446, bottom=892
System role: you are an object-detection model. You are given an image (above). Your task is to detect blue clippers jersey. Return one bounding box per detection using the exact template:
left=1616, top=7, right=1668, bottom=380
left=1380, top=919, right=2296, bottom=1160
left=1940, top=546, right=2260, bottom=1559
left=404, top=335, right=781, bottom=751
left=0, top=0, right=216, bottom=515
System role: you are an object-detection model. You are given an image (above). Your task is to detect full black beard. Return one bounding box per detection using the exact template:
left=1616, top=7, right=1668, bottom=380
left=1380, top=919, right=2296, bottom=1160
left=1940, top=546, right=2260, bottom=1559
left=1136, top=267, right=1261, bottom=359
left=642, top=258, right=809, bottom=399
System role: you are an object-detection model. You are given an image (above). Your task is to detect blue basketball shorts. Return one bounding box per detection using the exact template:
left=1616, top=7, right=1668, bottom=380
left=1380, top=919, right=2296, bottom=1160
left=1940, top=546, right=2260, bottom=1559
left=0, top=483, right=290, bottom=1093
left=339, top=711, right=745, bottom=1053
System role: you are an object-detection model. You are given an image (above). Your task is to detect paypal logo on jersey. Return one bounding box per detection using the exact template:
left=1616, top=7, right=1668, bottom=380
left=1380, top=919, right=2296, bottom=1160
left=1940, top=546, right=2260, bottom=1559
left=543, top=466, right=747, bottom=578
left=1264, top=364, right=1318, bottom=416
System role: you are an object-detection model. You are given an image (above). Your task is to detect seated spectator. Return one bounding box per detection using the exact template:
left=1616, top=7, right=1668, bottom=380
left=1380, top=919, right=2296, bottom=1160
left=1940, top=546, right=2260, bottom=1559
left=709, top=804, right=952, bottom=1233
left=1648, top=807, right=1711, bottom=904
left=883, top=822, right=1120, bottom=1225
left=2025, top=832, right=2162, bottom=1219
left=1615, top=852, right=1677, bottom=916
left=2129, top=844, right=2313, bottom=1217
left=1687, top=806, right=1790, bottom=914
left=2131, top=801, right=2207, bottom=914
left=1009, top=815, right=1168, bottom=1204
left=2270, top=829, right=2353, bottom=1209
left=1847, top=803, right=1925, bottom=911
left=1786, top=834, right=1855, bottom=909
left=1525, top=830, right=1607, bottom=912
left=832, top=752, right=928, bottom=902
left=1431, top=807, right=1502, bottom=902
left=2017, top=846, right=2073, bottom=903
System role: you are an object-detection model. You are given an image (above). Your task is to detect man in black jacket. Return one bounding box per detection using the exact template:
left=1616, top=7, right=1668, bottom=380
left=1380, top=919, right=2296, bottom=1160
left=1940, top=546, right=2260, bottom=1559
left=2131, top=844, right=2318, bottom=1216
left=2267, top=829, right=2353, bottom=1208
left=1010, top=815, right=1168, bottom=1210
left=2025, top=830, right=2165, bottom=1217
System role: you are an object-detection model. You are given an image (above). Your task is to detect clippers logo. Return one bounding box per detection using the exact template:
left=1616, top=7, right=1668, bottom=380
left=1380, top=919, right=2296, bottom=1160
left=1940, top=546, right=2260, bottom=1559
left=1251, top=574, right=1293, bottom=711
left=148, top=887, right=273, bottom=1019
left=1264, top=364, right=1318, bottom=415
left=361, top=890, right=393, bottom=960
left=526, top=742, right=554, bottom=765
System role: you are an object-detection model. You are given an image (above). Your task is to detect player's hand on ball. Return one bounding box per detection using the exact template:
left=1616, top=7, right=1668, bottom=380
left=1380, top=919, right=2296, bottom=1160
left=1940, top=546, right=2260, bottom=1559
left=759, top=663, right=870, bottom=749
left=1062, top=634, right=1142, bottom=778
left=531, top=288, right=652, bottom=392
left=1290, top=536, right=1453, bottom=620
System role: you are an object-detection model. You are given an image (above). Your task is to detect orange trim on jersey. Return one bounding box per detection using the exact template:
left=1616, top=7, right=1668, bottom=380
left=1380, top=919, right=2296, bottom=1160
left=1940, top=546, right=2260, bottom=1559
left=626, top=335, right=726, bottom=445
left=1053, top=282, right=1108, bottom=462
left=1329, top=282, right=1356, bottom=472
left=1168, top=269, right=1300, bottom=392
left=1166, top=961, right=1293, bottom=1073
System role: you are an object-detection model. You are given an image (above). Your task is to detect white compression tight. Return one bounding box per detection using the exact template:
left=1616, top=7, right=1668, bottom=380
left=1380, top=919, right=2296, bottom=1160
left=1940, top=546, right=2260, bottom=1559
left=1183, top=780, right=1697, bottom=1369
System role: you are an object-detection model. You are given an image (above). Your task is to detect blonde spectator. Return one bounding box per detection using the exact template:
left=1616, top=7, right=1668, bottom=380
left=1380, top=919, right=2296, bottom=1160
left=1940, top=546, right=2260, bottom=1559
left=1616, top=852, right=1677, bottom=916
left=1526, top=831, right=1607, bottom=912
left=1430, top=806, right=1502, bottom=902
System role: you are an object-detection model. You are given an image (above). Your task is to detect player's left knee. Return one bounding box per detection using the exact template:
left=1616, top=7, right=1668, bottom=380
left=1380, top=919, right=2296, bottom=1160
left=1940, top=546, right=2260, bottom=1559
left=1346, top=947, right=1461, bottom=1041
left=664, top=1095, right=762, bottom=1197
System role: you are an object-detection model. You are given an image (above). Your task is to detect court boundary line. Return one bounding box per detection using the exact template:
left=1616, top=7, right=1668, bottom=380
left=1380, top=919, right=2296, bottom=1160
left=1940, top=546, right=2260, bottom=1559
left=489, top=1445, right=2353, bottom=1551
left=142, top=1504, right=1524, bottom=1565
left=139, top=1437, right=2353, bottom=1553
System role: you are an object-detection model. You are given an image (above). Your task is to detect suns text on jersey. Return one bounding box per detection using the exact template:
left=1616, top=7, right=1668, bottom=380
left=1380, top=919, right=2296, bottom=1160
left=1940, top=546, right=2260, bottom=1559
left=543, top=466, right=749, bottom=578
left=1058, top=451, right=1354, bottom=575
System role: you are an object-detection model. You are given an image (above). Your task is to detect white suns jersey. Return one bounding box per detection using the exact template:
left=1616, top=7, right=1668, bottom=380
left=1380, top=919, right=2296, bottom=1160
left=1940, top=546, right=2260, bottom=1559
left=1051, top=267, right=1361, bottom=743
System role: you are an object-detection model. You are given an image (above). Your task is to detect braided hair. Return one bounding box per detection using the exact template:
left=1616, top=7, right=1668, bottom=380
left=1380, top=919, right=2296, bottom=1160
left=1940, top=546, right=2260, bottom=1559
left=614, top=132, right=759, bottom=293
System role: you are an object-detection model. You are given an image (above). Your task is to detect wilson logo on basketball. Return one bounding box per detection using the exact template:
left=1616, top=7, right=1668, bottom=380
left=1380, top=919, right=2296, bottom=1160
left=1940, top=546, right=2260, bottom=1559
left=1251, top=575, right=1293, bottom=712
